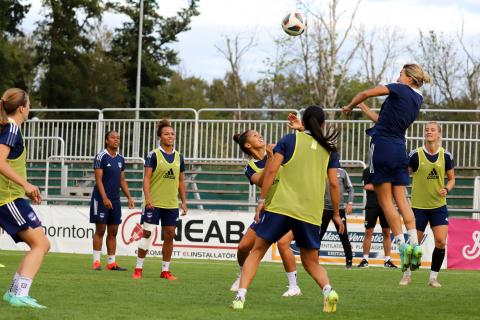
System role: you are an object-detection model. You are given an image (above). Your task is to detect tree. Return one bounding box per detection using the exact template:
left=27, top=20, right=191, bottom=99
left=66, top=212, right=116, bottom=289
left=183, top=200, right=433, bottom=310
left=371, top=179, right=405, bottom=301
left=109, top=0, right=200, bottom=110
left=0, top=0, right=32, bottom=92
left=35, top=0, right=103, bottom=109
left=215, top=34, right=256, bottom=111
left=457, top=23, right=480, bottom=113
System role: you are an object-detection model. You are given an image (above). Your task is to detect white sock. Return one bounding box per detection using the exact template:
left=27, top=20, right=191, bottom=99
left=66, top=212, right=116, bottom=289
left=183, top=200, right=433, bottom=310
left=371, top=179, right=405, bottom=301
left=8, top=273, right=20, bottom=294
left=236, top=288, right=247, bottom=300
left=93, top=250, right=101, bottom=262
left=394, top=234, right=405, bottom=246
left=430, top=271, right=438, bottom=280
left=162, top=261, right=170, bottom=272
left=15, top=277, right=32, bottom=297
left=322, top=284, right=332, bottom=297
left=384, top=256, right=391, bottom=262
left=363, top=254, right=369, bottom=261
left=407, top=229, right=418, bottom=245
left=404, top=267, right=411, bottom=277
left=108, top=255, right=115, bottom=264
left=136, top=257, right=144, bottom=269
left=286, top=271, right=298, bottom=287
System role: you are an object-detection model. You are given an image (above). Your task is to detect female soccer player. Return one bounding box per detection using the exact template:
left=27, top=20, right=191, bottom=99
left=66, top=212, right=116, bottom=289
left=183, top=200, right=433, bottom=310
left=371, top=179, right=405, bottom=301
left=90, top=130, right=134, bottom=271
left=231, top=130, right=301, bottom=297
left=231, top=105, right=343, bottom=313
left=400, top=121, right=455, bottom=287
left=342, top=64, right=431, bottom=272
left=0, top=88, right=50, bottom=308
left=132, top=119, right=187, bottom=280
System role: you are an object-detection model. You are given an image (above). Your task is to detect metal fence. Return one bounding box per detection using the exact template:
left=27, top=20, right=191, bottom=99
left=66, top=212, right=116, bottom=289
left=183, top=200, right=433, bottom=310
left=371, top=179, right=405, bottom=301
left=24, top=108, right=480, bottom=168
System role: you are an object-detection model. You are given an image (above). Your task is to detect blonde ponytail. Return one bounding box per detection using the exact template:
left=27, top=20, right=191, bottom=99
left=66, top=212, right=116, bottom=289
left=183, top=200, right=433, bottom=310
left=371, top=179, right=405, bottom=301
left=0, top=88, right=28, bottom=127
left=403, top=64, right=432, bottom=88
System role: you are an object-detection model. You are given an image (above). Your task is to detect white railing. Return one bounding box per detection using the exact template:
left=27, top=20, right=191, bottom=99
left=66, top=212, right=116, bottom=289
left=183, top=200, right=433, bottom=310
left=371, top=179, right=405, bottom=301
left=474, top=176, right=480, bottom=219
left=25, top=108, right=480, bottom=168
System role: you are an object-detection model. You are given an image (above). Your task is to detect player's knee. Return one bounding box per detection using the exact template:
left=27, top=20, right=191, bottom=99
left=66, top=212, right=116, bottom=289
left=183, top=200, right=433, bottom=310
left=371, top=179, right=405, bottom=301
left=95, top=228, right=106, bottom=237
left=435, top=238, right=446, bottom=249
left=107, top=229, right=118, bottom=238
left=237, top=240, right=251, bottom=254
left=364, top=228, right=374, bottom=237
left=163, top=229, right=176, bottom=241
left=277, top=238, right=290, bottom=253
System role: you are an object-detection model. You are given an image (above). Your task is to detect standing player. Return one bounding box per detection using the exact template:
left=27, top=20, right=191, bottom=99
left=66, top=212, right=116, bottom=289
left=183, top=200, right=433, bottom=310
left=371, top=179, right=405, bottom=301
left=400, top=121, right=455, bottom=287
left=231, top=130, right=301, bottom=297
left=132, top=119, right=187, bottom=280
left=0, top=88, right=50, bottom=308
left=231, top=105, right=343, bottom=313
left=320, top=167, right=353, bottom=269
left=91, top=130, right=134, bottom=271
left=342, top=64, right=431, bottom=273
left=358, top=167, right=397, bottom=268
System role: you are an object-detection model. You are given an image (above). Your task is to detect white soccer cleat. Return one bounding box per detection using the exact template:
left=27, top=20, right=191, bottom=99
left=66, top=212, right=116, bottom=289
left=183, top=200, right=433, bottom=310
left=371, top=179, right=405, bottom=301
left=399, top=275, right=411, bottom=286
left=428, top=278, right=442, bottom=288
left=230, top=276, right=241, bottom=291
left=282, top=285, right=302, bottom=297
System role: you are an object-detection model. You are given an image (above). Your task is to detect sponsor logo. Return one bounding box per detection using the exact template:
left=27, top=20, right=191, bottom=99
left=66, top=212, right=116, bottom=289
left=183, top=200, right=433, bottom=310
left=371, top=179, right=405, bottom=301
left=163, top=168, right=175, bottom=179
left=462, top=230, right=480, bottom=260
left=427, top=168, right=439, bottom=180
left=99, top=212, right=105, bottom=219
left=27, top=212, right=37, bottom=221
left=107, top=163, right=111, bottom=167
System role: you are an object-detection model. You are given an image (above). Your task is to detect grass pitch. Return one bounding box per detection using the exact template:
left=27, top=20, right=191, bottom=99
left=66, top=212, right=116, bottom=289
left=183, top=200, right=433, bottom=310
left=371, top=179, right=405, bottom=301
left=0, top=251, right=479, bottom=320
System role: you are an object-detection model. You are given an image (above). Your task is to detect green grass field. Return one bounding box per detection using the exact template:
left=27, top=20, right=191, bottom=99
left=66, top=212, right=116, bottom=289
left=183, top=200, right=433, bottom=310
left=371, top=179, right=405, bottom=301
left=1, top=251, right=479, bottom=320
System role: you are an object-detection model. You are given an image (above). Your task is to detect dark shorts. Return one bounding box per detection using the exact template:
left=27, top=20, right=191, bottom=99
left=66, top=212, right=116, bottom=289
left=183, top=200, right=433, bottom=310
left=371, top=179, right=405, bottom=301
left=249, top=211, right=265, bottom=232
left=370, top=137, right=409, bottom=186
left=255, top=210, right=320, bottom=249
left=90, top=197, right=122, bottom=225
left=0, top=198, right=42, bottom=243
left=140, top=207, right=179, bottom=227
left=365, top=207, right=389, bottom=229
left=413, top=205, right=449, bottom=232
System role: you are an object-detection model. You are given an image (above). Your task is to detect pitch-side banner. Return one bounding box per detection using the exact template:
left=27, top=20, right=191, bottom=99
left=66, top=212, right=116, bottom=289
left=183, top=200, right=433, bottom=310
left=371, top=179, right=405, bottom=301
left=447, top=218, right=480, bottom=270
left=0, top=206, right=438, bottom=267
left=272, top=216, right=439, bottom=268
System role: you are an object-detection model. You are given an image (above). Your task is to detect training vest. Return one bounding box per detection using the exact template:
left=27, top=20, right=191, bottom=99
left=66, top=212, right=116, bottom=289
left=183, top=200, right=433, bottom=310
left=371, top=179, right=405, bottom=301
left=266, top=132, right=330, bottom=226
left=248, top=158, right=281, bottom=206
left=0, top=119, right=26, bottom=206
left=149, top=149, right=180, bottom=208
left=411, top=147, right=447, bottom=209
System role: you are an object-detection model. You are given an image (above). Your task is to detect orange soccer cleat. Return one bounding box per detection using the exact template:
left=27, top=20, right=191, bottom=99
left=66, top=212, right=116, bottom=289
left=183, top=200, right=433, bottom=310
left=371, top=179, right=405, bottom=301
left=160, top=271, right=177, bottom=280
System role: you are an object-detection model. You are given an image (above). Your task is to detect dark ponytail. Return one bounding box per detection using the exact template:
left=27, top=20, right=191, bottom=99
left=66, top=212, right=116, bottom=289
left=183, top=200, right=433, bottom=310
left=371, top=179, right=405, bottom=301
left=233, top=130, right=252, bottom=156
left=302, top=105, right=338, bottom=153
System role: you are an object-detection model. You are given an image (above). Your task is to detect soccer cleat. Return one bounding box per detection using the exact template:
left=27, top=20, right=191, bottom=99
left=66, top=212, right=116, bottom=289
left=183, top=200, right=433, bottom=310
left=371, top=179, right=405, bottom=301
left=132, top=268, right=143, bottom=279
left=93, top=260, right=102, bottom=271
left=106, top=262, right=127, bottom=271
left=428, top=278, right=442, bottom=288
left=282, top=286, right=302, bottom=297
left=323, top=290, right=339, bottom=313
left=398, top=243, right=413, bottom=272
left=9, top=296, right=47, bottom=309
left=410, top=245, right=423, bottom=271
left=357, top=259, right=369, bottom=268
left=345, top=262, right=353, bottom=270
left=160, top=271, right=177, bottom=280
left=384, top=259, right=398, bottom=269
left=3, top=291, right=12, bottom=302
left=399, top=274, right=411, bottom=286
left=230, top=297, right=245, bottom=310
left=230, top=275, right=241, bottom=291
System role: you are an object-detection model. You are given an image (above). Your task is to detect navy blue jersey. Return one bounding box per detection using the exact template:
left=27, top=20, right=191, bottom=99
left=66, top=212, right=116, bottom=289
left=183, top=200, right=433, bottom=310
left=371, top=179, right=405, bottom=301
left=0, top=123, right=24, bottom=159
left=367, top=83, right=423, bottom=141
left=145, top=149, right=185, bottom=172
left=244, top=155, right=268, bottom=184
left=92, top=150, right=125, bottom=201
left=408, top=148, right=454, bottom=173
left=273, top=133, right=340, bottom=168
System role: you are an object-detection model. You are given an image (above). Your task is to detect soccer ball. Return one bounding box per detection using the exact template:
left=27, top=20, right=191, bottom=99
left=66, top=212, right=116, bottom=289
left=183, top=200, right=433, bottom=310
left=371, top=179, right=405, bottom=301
left=281, top=11, right=306, bottom=36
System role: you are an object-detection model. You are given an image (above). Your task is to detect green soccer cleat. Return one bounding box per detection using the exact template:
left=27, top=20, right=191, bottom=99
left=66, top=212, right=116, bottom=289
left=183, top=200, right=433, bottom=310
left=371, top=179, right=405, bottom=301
left=230, top=297, right=244, bottom=310
left=9, top=296, right=47, bottom=309
left=3, top=291, right=12, bottom=302
left=398, top=243, right=413, bottom=272
left=410, top=245, right=423, bottom=271
left=323, top=290, right=339, bottom=313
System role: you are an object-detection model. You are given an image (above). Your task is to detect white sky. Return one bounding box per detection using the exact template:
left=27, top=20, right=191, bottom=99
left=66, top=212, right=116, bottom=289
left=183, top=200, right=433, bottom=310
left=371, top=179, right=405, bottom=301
left=23, top=0, right=480, bottom=82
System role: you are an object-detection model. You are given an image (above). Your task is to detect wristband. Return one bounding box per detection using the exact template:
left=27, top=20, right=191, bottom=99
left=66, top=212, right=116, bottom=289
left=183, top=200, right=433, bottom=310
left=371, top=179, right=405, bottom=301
left=257, top=198, right=266, bottom=204
left=443, top=187, right=449, bottom=194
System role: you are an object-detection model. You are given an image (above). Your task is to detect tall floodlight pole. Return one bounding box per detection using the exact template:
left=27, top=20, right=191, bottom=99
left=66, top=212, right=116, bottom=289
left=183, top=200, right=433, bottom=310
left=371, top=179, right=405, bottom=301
left=133, top=0, right=144, bottom=157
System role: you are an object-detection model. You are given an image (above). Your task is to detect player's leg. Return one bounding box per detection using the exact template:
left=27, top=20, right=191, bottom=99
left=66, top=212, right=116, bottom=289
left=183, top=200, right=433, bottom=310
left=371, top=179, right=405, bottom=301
left=231, top=227, right=256, bottom=291
left=105, top=202, right=126, bottom=270
left=277, top=231, right=301, bottom=296
left=429, top=206, right=448, bottom=287
left=92, top=223, right=106, bottom=270
left=359, top=228, right=373, bottom=268
left=334, top=209, right=352, bottom=268
left=159, top=208, right=180, bottom=280
left=379, top=210, right=396, bottom=268
left=133, top=208, right=159, bottom=278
